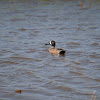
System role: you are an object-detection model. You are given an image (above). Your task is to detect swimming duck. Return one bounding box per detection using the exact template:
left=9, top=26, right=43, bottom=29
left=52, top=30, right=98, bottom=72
left=45, top=40, right=66, bottom=55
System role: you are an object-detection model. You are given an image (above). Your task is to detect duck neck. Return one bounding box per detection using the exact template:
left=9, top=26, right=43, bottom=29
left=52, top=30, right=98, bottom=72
left=51, top=44, right=55, bottom=47
left=51, top=43, right=55, bottom=47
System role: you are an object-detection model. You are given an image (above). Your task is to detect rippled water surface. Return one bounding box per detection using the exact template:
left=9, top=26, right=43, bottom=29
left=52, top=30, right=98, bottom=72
left=0, top=0, right=100, bottom=100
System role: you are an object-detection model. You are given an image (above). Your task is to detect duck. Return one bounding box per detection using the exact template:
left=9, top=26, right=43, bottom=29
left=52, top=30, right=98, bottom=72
left=45, top=40, right=66, bottom=55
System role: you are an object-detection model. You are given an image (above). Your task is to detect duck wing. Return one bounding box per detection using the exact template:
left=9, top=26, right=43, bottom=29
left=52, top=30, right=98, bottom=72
left=57, top=48, right=66, bottom=54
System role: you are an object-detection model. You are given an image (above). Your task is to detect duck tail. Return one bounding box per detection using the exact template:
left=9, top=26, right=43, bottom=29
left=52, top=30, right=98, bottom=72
left=59, top=50, right=66, bottom=54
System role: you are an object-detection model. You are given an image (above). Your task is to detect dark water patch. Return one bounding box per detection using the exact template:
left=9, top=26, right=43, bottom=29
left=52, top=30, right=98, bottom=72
left=76, top=27, right=86, bottom=31
left=32, top=30, right=40, bottom=34
left=9, top=31, right=18, bottom=34
left=70, top=71, right=84, bottom=76
left=9, top=56, right=43, bottom=63
left=35, top=59, right=43, bottom=62
left=36, top=15, right=48, bottom=18
left=59, top=27, right=69, bottom=30
left=93, top=78, right=100, bottom=82
left=15, top=68, right=36, bottom=76
left=0, top=23, right=6, bottom=28
left=89, top=26, right=97, bottom=29
left=87, top=84, right=100, bottom=88
left=1, top=49, right=13, bottom=53
left=69, top=51, right=83, bottom=57
left=89, top=53, right=100, bottom=59
left=54, top=86, right=72, bottom=92
left=71, top=61, right=80, bottom=65
left=93, top=37, right=100, bottom=41
left=91, top=42, right=99, bottom=46
left=18, top=28, right=26, bottom=31
left=48, top=27, right=56, bottom=30
left=76, top=92, right=92, bottom=96
left=79, top=59, right=93, bottom=66
left=10, top=56, right=34, bottom=60
left=67, top=42, right=80, bottom=48
left=23, top=87, right=54, bottom=97
left=0, top=61, right=19, bottom=65
left=25, top=49, right=36, bottom=53
left=10, top=17, right=26, bottom=21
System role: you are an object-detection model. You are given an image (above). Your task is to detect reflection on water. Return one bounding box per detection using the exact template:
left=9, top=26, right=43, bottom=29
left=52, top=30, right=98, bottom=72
left=0, top=0, right=100, bottom=100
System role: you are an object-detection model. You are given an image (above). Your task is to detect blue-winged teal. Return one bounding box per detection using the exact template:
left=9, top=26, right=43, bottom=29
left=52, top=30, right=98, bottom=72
left=45, top=40, right=66, bottom=55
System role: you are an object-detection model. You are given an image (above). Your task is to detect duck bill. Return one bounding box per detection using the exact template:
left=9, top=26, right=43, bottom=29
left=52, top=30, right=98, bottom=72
left=45, top=43, right=50, bottom=45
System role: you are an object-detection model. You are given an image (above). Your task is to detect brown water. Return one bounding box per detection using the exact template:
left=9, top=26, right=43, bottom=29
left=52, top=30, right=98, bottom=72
left=0, top=0, right=100, bottom=100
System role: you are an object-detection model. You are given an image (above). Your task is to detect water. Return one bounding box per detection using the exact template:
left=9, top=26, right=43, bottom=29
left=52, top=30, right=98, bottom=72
left=0, top=0, right=100, bottom=100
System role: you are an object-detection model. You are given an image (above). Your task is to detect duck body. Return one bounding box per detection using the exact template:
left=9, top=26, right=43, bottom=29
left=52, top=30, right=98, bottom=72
left=45, top=40, right=66, bottom=55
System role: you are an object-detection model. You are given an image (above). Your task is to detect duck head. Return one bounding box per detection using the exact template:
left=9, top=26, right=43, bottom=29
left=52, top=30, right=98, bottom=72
left=45, top=40, right=56, bottom=47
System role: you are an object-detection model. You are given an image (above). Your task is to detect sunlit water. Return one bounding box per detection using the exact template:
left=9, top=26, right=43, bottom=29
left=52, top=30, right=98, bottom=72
left=0, top=0, right=100, bottom=100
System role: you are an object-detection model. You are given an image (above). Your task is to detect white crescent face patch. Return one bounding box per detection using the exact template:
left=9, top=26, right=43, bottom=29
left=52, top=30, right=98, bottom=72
left=49, top=41, right=52, bottom=44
